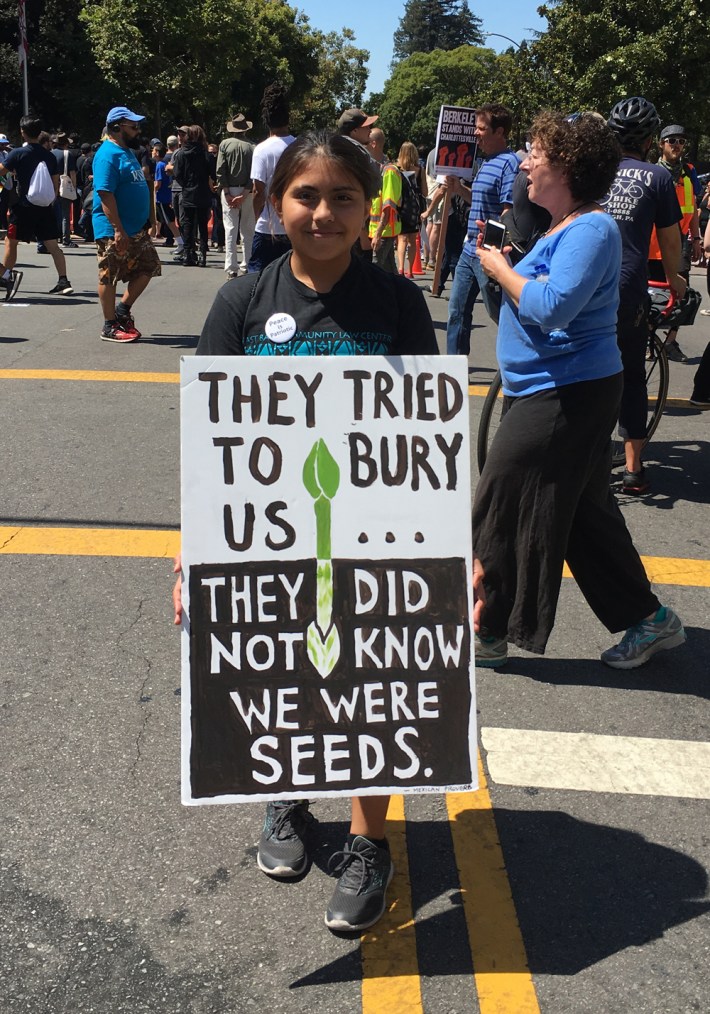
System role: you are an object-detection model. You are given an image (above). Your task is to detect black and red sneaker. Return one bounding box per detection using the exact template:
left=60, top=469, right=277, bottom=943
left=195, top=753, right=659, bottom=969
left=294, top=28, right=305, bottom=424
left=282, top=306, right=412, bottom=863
left=115, top=309, right=141, bottom=339
left=101, top=322, right=138, bottom=343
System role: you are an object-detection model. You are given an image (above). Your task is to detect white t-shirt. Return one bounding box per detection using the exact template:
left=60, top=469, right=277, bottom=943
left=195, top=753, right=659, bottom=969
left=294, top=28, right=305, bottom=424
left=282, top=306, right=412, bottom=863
left=251, top=133, right=296, bottom=235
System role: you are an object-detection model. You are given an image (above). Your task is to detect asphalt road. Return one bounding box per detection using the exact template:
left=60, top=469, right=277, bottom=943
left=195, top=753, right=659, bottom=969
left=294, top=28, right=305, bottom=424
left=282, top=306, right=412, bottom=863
left=1, top=239, right=708, bottom=1014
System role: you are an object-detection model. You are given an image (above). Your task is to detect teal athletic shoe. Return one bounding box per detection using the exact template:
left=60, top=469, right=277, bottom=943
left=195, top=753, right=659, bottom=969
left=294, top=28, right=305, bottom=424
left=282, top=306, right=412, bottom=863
left=474, top=633, right=508, bottom=668
left=601, top=607, right=686, bottom=670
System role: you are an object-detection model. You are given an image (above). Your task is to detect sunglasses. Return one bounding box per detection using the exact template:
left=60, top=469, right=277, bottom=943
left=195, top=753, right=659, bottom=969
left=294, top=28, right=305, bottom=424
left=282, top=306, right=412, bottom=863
left=665, top=137, right=685, bottom=145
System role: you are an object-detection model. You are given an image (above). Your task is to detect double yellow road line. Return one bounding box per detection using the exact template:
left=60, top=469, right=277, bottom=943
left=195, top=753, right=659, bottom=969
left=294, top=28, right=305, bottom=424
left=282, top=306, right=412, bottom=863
left=363, top=760, right=538, bottom=1014
left=0, top=520, right=539, bottom=1012
left=1, top=367, right=704, bottom=1012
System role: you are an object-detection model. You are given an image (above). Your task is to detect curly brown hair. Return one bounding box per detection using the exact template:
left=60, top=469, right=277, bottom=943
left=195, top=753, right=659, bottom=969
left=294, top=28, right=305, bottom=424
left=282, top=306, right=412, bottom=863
left=531, top=111, right=622, bottom=203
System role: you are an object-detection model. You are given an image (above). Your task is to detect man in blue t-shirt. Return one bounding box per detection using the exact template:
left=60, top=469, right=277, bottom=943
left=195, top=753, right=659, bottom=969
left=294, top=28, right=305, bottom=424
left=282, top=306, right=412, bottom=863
left=604, top=96, right=684, bottom=494
left=92, top=105, right=161, bottom=343
left=446, top=103, right=519, bottom=355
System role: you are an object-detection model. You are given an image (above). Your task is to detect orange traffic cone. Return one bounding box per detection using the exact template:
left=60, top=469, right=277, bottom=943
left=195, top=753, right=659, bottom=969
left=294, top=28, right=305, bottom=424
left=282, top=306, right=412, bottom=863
left=412, top=233, right=424, bottom=275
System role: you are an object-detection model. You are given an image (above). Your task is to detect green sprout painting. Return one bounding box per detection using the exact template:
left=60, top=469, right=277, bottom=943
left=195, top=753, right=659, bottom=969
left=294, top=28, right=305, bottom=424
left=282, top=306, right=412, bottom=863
left=303, top=439, right=341, bottom=678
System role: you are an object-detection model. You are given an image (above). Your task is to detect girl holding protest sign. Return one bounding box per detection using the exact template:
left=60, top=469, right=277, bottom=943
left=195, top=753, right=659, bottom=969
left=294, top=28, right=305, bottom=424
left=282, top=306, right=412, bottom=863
left=174, top=131, right=439, bottom=933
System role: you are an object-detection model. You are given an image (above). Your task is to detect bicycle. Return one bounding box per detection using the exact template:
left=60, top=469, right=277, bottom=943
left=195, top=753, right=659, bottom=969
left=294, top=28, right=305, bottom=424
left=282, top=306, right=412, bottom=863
left=476, top=282, right=700, bottom=474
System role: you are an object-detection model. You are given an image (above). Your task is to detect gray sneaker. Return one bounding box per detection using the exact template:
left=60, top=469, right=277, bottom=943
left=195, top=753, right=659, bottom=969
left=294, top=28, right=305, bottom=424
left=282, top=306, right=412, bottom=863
left=257, top=801, right=312, bottom=877
left=601, top=607, right=686, bottom=670
left=665, top=340, right=688, bottom=363
left=325, top=836, right=394, bottom=932
left=475, top=633, right=508, bottom=668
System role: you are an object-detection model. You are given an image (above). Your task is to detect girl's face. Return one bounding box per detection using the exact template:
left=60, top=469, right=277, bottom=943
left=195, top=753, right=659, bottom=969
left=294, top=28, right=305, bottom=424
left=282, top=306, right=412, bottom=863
left=273, top=157, right=368, bottom=267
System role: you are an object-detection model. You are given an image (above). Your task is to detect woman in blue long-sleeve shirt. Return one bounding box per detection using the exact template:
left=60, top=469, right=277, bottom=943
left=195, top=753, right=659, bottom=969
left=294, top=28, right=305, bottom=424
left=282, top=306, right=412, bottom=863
left=472, top=111, right=685, bottom=671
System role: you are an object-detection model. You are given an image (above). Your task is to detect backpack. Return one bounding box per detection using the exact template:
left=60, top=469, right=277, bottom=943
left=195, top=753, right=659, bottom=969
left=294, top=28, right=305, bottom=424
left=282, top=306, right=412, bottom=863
left=397, top=168, right=423, bottom=233
left=26, top=159, right=55, bottom=206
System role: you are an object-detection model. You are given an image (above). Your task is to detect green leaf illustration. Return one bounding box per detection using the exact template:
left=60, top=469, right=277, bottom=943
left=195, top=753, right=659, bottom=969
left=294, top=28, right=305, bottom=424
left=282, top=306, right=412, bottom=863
left=303, top=442, right=342, bottom=677
left=302, top=439, right=340, bottom=500
left=306, top=620, right=341, bottom=679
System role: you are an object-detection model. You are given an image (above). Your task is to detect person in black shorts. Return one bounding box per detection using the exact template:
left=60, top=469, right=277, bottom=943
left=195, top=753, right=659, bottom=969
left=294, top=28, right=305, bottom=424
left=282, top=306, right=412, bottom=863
left=0, top=115, right=73, bottom=299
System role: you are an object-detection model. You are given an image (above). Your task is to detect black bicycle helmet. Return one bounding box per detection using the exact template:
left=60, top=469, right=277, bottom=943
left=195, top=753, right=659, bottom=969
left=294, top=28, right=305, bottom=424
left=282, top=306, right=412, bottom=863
left=608, top=97, right=660, bottom=149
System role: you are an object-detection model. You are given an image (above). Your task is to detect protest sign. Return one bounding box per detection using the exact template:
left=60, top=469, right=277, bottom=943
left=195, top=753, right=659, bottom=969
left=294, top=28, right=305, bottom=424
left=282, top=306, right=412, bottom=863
left=180, top=356, right=477, bottom=804
left=434, top=104, right=478, bottom=179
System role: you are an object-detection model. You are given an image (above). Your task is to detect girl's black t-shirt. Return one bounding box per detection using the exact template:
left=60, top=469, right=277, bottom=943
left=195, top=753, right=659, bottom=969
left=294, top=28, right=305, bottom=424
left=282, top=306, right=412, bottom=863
left=196, top=254, right=439, bottom=358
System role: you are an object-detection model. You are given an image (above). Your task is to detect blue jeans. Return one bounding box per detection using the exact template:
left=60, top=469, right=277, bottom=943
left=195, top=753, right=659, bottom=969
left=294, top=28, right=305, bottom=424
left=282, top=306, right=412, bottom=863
left=248, top=232, right=291, bottom=273
left=446, top=247, right=500, bottom=355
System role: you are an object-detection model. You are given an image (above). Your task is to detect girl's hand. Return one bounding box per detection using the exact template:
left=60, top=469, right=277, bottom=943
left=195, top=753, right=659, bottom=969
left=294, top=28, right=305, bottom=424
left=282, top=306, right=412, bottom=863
left=472, top=556, right=485, bottom=633
left=172, top=553, right=183, bottom=625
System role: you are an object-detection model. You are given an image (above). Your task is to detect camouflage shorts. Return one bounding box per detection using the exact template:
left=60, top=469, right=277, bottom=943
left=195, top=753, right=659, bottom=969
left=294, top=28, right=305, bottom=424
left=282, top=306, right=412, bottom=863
left=96, top=230, right=162, bottom=286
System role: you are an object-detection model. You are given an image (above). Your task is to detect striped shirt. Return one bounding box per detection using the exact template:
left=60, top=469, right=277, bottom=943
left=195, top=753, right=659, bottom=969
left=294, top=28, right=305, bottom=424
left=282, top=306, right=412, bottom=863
left=463, top=150, right=519, bottom=256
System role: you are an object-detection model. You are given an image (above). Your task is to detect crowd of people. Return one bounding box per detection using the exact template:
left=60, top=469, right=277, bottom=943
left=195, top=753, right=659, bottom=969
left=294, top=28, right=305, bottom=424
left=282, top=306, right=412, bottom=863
left=0, top=82, right=704, bottom=937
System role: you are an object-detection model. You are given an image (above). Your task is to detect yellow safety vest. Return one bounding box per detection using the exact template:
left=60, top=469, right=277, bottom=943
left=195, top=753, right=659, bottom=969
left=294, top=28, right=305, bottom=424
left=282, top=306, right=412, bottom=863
left=649, top=165, right=696, bottom=261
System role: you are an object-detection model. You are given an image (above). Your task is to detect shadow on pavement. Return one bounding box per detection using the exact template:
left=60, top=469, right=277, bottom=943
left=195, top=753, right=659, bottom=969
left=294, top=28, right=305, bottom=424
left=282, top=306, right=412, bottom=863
left=493, top=807, right=709, bottom=975
left=0, top=514, right=180, bottom=529
left=142, top=334, right=199, bottom=349
left=16, top=296, right=95, bottom=307
left=291, top=806, right=709, bottom=985
left=614, top=439, right=710, bottom=509
left=501, top=626, right=708, bottom=699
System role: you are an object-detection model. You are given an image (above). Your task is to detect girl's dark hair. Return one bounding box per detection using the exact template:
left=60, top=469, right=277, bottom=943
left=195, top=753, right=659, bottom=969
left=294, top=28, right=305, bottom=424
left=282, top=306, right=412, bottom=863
left=532, top=110, right=622, bottom=203
left=262, top=82, right=290, bottom=130
left=270, top=131, right=381, bottom=203
left=186, top=124, right=206, bottom=147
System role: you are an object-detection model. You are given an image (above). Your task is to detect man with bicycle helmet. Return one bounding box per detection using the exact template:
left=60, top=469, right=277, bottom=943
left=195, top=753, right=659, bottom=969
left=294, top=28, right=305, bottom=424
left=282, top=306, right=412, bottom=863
left=648, top=124, right=703, bottom=363
left=602, top=96, right=685, bottom=495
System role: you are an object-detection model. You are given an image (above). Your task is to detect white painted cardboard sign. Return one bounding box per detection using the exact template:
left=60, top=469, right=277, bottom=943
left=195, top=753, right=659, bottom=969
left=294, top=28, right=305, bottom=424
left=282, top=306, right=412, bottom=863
left=180, top=355, right=477, bottom=804
left=434, top=104, right=479, bottom=179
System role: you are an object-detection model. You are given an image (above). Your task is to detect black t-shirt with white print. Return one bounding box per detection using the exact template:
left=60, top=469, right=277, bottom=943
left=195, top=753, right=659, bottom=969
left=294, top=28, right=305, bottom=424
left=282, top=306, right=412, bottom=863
left=196, top=253, right=439, bottom=358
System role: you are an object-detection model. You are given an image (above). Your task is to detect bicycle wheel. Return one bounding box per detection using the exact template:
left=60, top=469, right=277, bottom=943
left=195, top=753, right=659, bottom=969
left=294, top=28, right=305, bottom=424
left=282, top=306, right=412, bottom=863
left=476, top=371, right=503, bottom=474
left=611, top=330, right=670, bottom=467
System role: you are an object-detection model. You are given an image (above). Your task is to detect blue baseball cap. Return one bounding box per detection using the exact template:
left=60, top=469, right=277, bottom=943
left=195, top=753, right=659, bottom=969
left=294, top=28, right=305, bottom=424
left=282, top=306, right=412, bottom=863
left=106, top=106, right=145, bottom=125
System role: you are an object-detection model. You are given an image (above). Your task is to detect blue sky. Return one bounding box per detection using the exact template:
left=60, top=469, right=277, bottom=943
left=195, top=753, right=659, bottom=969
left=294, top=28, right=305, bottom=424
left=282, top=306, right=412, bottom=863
left=297, top=0, right=547, bottom=96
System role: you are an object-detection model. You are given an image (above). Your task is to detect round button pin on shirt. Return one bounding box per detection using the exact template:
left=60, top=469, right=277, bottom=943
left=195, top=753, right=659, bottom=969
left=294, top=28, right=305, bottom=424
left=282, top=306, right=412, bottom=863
left=265, top=312, right=297, bottom=343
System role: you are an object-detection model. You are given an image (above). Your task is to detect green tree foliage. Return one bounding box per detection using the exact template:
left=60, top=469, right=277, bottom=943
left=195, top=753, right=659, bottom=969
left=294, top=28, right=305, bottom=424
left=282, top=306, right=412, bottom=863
left=1, top=0, right=369, bottom=143
left=392, top=0, right=483, bottom=62
left=0, top=0, right=114, bottom=140
left=375, top=46, right=503, bottom=151
left=80, top=0, right=322, bottom=139
left=529, top=0, right=710, bottom=139
left=294, top=29, right=369, bottom=132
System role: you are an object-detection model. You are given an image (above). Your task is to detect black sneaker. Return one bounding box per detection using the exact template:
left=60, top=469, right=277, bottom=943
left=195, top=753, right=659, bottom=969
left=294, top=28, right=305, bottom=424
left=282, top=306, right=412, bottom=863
left=257, top=801, right=312, bottom=877
left=690, top=394, right=710, bottom=409
left=622, top=467, right=649, bottom=494
left=325, top=836, right=394, bottom=932
left=49, top=276, right=73, bottom=295
left=1, top=269, right=22, bottom=302
left=61, top=240, right=78, bottom=248
left=665, top=340, right=688, bottom=363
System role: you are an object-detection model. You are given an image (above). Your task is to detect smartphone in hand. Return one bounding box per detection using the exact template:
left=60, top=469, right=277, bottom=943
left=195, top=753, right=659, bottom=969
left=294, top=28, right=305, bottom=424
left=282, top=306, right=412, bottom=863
left=482, top=219, right=506, bottom=251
